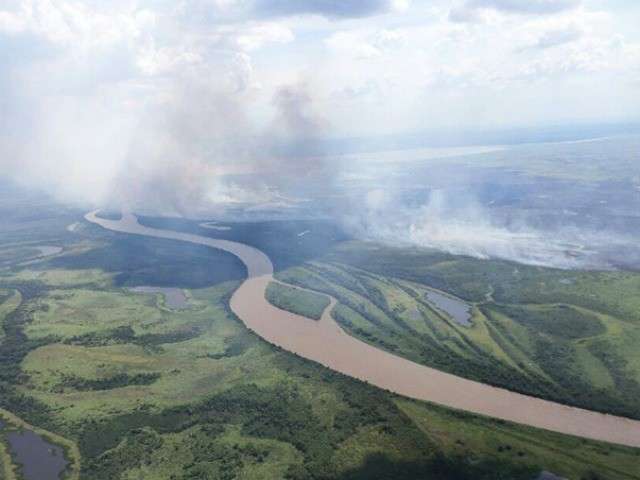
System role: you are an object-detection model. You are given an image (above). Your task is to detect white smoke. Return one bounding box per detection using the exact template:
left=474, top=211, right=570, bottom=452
left=0, top=1, right=328, bottom=216
left=346, top=188, right=622, bottom=269
left=1, top=54, right=326, bottom=216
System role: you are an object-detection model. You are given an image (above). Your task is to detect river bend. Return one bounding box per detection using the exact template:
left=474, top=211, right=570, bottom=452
left=85, top=211, right=640, bottom=448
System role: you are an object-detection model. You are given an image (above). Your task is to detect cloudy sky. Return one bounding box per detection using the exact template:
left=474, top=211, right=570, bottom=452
left=1, top=0, right=639, bottom=207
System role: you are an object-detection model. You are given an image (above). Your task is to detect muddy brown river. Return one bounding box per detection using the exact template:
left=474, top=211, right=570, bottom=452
left=85, top=211, right=640, bottom=448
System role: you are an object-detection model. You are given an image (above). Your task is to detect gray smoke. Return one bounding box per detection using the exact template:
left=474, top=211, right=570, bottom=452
left=116, top=80, right=329, bottom=216
left=0, top=0, right=330, bottom=216
left=1, top=66, right=328, bottom=217
left=345, top=188, right=627, bottom=269
left=109, top=74, right=256, bottom=216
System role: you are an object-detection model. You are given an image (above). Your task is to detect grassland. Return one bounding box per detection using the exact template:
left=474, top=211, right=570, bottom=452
left=396, top=400, right=640, bottom=480
left=0, top=291, right=21, bottom=344
left=8, top=272, right=640, bottom=479
left=0, top=194, right=639, bottom=479
left=274, top=243, right=640, bottom=421
left=0, top=431, right=16, bottom=480
left=266, top=282, right=330, bottom=320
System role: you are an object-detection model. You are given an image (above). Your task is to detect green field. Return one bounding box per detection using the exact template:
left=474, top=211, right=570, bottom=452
left=0, top=291, right=20, bottom=344
left=266, top=282, right=330, bottom=320
left=5, top=269, right=639, bottom=480
left=274, top=243, right=640, bottom=421
left=0, top=194, right=640, bottom=479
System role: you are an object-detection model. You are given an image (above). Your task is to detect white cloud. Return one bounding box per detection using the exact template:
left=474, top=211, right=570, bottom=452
left=325, top=27, right=406, bottom=60
left=469, top=0, right=580, bottom=16
left=0, top=0, right=639, bottom=210
left=251, top=0, right=406, bottom=19
left=0, top=0, right=155, bottom=49
left=520, top=25, right=583, bottom=50
left=222, top=22, right=294, bottom=51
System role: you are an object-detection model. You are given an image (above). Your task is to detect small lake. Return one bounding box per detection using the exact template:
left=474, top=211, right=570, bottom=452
left=424, top=290, right=472, bottom=327
left=5, top=429, right=68, bottom=480
left=129, top=286, right=189, bottom=309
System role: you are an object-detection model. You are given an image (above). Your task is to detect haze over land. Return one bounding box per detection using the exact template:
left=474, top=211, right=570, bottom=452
left=1, top=0, right=640, bottom=268
left=3, top=3, right=640, bottom=479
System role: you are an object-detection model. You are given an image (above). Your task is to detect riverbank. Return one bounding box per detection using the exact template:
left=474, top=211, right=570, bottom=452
left=86, top=210, right=640, bottom=448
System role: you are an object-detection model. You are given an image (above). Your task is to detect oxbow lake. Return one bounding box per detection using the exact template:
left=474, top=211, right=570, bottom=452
left=424, top=289, right=472, bottom=327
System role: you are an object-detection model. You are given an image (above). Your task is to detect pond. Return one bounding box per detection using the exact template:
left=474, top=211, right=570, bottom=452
left=129, top=286, right=189, bottom=309
left=424, top=289, right=473, bottom=327
left=5, top=429, right=68, bottom=480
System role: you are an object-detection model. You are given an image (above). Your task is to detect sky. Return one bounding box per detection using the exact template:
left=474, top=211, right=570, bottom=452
left=0, top=0, right=639, bottom=208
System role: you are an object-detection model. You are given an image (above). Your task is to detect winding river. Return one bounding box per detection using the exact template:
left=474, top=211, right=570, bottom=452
left=85, top=211, right=640, bottom=448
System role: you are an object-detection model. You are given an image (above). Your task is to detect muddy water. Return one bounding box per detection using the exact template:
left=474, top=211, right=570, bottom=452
left=85, top=211, right=640, bottom=448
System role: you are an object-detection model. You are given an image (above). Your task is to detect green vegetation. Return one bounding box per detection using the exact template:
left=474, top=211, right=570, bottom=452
left=397, top=399, right=640, bottom=480
left=0, top=291, right=21, bottom=344
left=0, top=434, right=16, bottom=480
left=47, top=235, right=247, bottom=289
left=139, top=215, right=348, bottom=272
left=492, top=304, right=605, bottom=340
left=275, top=243, right=640, bottom=421
left=57, top=372, right=161, bottom=392
left=3, top=274, right=553, bottom=480
left=0, top=193, right=639, bottom=479
left=266, top=282, right=331, bottom=320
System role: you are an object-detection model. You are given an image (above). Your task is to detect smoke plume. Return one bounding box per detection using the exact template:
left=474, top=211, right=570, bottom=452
left=346, top=188, right=629, bottom=269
